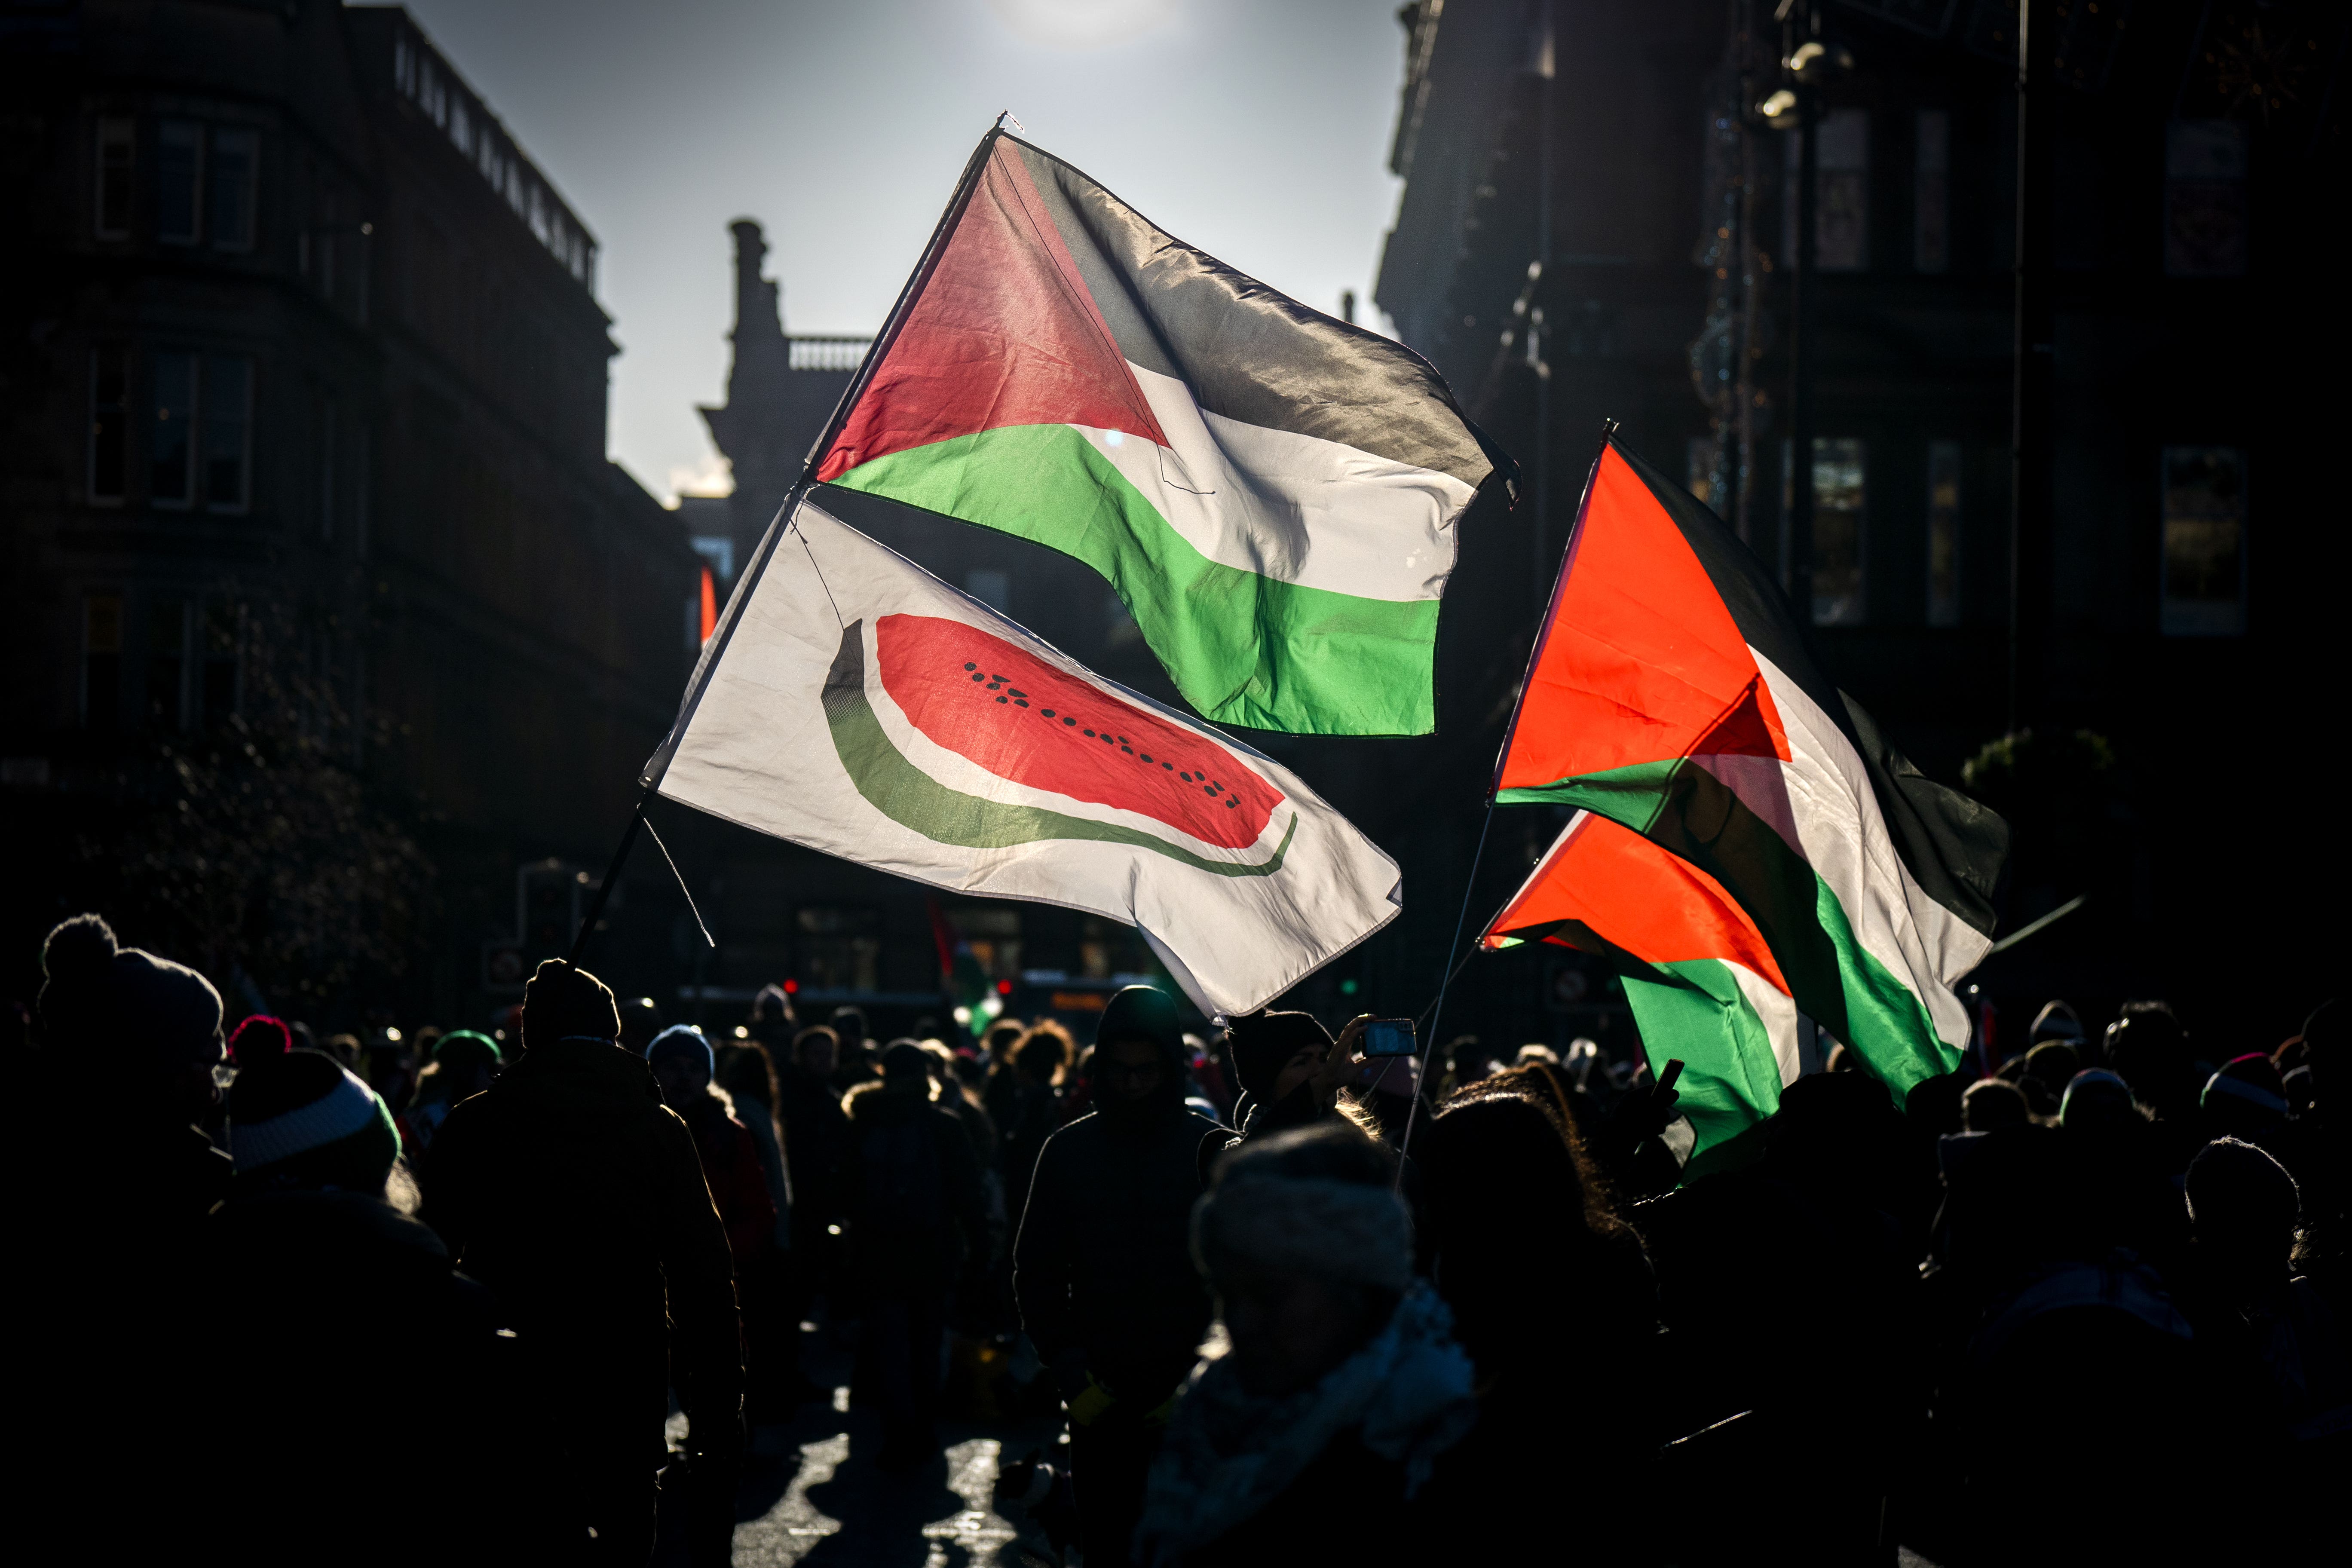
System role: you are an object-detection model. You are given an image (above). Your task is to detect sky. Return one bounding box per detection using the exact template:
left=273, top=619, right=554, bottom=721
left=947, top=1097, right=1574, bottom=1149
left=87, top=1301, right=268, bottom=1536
left=394, top=0, right=1413, bottom=504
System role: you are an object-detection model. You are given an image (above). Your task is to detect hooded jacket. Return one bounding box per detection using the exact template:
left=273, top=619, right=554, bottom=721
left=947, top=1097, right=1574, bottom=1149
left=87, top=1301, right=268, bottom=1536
left=423, top=1038, right=741, bottom=1424
left=1014, top=994, right=1229, bottom=1398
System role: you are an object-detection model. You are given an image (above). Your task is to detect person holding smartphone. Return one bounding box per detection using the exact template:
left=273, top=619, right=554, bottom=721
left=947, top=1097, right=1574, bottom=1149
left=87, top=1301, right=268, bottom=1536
left=1219, top=1012, right=1388, bottom=1153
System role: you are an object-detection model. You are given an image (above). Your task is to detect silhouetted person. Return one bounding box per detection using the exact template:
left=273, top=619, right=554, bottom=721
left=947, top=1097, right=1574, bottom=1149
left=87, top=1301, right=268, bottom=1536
left=425, top=960, right=740, bottom=1565
left=211, top=1044, right=519, bottom=1565
left=841, top=1040, right=987, bottom=1467
left=22, top=914, right=230, bottom=1555
left=1413, top=1067, right=1660, bottom=1559
left=1014, top=987, right=1225, bottom=1568
left=1136, top=1125, right=1476, bottom=1566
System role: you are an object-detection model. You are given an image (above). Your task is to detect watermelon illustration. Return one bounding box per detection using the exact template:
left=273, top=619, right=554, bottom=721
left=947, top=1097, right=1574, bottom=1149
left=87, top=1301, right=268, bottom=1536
left=874, top=613, right=1280, bottom=850
left=823, top=619, right=1296, bottom=875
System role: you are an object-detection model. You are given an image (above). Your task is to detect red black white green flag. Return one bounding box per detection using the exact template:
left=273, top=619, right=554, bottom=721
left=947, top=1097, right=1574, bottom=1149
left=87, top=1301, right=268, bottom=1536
left=1491, top=440, right=2007, bottom=1119
left=813, top=132, right=1509, bottom=736
left=1482, top=810, right=1801, bottom=1174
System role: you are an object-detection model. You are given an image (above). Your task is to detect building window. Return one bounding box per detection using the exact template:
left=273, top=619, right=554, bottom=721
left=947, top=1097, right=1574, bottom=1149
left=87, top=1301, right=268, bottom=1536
left=200, top=603, right=240, bottom=729
left=2161, top=446, right=2246, bottom=636
left=1914, top=110, right=1949, bottom=274
left=1926, top=439, right=1962, bottom=627
left=147, top=600, right=187, bottom=731
left=95, top=117, right=135, bottom=239
left=964, top=569, right=1010, bottom=613
left=947, top=906, right=1023, bottom=984
left=83, top=594, right=122, bottom=731
left=157, top=120, right=202, bottom=245
left=2165, top=121, right=2248, bottom=279
left=1816, top=109, right=1870, bottom=273
left=203, top=355, right=251, bottom=511
left=209, top=129, right=257, bottom=252
left=796, top=906, right=882, bottom=993
left=151, top=350, right=196, bottom=505
left=90, top=345, right=128, bottom=503
left=1812, top=437, right=1866, bottom=625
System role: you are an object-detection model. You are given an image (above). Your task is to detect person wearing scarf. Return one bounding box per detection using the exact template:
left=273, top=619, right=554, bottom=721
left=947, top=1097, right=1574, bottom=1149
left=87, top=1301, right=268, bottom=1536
left=1134, top=1124, right=1476, bottom=1567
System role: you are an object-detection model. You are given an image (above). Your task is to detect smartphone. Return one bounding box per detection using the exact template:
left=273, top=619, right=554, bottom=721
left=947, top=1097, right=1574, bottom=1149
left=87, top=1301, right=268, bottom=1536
left=1655, top=1057, right=1685, bottom=1096
left=1362, top=1018, right=1418, bottom=1057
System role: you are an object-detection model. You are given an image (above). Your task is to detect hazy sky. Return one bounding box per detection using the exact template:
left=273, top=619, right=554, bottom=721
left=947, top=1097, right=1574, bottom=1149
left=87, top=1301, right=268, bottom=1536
left=395, top=0, right=1412, bottom=503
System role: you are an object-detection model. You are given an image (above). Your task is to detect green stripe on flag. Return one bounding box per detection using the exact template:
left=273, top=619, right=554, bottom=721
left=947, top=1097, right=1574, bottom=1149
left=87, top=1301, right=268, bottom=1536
left=1502, top=759, right=1959, bottom=1100
left=829, top=425, right=1439, bottom=735
left=1619, top=958, right=1786, bottom=1179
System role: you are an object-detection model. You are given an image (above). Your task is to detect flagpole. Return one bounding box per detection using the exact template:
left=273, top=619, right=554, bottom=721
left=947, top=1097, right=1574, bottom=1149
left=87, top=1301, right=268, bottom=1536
left=563, top=121, right=1011, bottom=967
left=1392, top=799, right=1495, bottom=1188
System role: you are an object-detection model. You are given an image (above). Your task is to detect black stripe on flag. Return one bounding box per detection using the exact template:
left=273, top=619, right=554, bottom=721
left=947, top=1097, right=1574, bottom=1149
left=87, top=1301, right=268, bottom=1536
left=1008, top=139, right=1509, bottom=493
left=1611, top=440, right=2008, bottom=937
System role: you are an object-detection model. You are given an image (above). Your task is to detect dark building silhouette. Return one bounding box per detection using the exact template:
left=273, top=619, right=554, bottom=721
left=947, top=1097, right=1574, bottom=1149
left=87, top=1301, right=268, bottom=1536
left=1370, top=0, right=2345, bottom=1046
left=2, top=3, right=700, bottom=1020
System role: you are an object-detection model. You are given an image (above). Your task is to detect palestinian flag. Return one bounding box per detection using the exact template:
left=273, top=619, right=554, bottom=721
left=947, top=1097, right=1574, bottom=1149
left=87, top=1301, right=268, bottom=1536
left=653, top=499, right=1401, bottom=1019
left=814, top=132, right=1509, bottom=736
left=1492, top=439, right=2006, bottom=1107
left=1483, top=810, right=1801, bottom=1174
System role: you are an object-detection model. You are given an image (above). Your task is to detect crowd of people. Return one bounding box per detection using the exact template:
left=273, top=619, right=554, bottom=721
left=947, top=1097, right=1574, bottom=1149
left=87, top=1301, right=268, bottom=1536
left=12, top=909, right=2343, bottom=1566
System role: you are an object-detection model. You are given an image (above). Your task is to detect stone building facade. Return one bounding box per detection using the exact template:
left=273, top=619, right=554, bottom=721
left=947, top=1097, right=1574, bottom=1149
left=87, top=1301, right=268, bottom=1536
left=1, top=3, right=701, bottom=1021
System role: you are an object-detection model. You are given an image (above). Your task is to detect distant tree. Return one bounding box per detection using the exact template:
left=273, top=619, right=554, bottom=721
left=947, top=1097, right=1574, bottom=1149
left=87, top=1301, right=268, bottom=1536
left=87, top=599, right=435, bottom=1013
left=1960, top=727, right=2121, bottom=918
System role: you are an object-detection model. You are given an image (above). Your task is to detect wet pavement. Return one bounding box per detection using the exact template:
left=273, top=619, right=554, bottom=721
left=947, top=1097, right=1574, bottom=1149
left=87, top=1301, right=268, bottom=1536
left=657, top=1330, right=1069, bottom=1568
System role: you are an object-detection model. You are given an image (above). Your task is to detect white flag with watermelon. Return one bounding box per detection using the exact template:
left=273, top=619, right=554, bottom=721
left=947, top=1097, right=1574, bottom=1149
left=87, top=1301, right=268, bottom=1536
left=650, top=500, right=1402, bottom=1018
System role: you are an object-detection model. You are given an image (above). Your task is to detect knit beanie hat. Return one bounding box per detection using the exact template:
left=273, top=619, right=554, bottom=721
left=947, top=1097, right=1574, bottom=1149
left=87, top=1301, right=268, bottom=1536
left=2203, top=1053, right=2288, bottom=1119
left=227, top=1015, right=293, bottom=1068
left=228, top=1047, right=400, bottom=1186
left=523, top=959, right=620, bottom=1053
left=432, top=1028, right=502, bottom=1071
left=646, top=1023, right=714, bottom=1079
left=1192, top=1124, right=1412, bottom=1294
left=38, top=913, right=223, bottom=1069
left=2186, top=1135, right=2298, bottom=1244
left=1096, top=985, right=1182, bottom=1059
left=880, top=1038, right=933, bottom=1080
left=2058, top=1068, right=2135, bottom=1128
left=1223, top=1011, right=1333, bottom=1102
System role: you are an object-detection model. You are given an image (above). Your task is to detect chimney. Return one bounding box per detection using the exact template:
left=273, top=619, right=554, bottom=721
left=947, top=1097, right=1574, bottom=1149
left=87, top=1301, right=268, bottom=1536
left=729, top=218, right=785, bottom=342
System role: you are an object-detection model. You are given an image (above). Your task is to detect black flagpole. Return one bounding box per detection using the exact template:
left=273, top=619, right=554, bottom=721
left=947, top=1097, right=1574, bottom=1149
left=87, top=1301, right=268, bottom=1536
left=1393, top=416, right=1620, bottom=1177
left=562, top=120, right=1012, bottom=968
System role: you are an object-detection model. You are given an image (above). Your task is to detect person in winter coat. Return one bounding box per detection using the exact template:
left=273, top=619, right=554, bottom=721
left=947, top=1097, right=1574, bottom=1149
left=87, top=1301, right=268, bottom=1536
left=210, top=1043, right=524, bottom=1565
left=423, top=961, right=741, bottom=1567
left=841, top=1040, right=989, bottom=1467
left=1410, top=1069, right=1662, bottom=1562
left=21, top=914, right=231, bottom=1557
left=654, top=1024, right=799, bottom=1424
left=1014, top=987, right=1231, bottom=1568
left=649, top=1025, right=780, bottom=1262
left=998, top=1020, right=1075, bottom=1201
left=398, top=1029, right=501, bottom=1169
left=1134, top=1124, right=1477, bottom=1568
